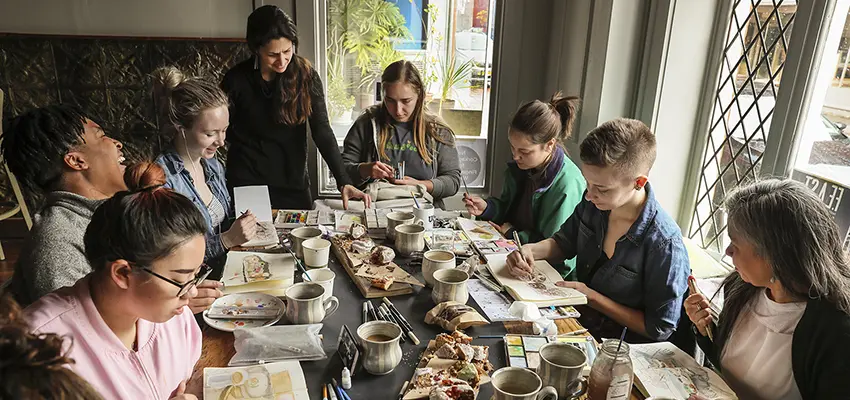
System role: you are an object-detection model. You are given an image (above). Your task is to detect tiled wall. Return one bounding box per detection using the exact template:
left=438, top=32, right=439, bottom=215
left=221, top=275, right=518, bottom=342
left=0, top=34, right=250, bottom=204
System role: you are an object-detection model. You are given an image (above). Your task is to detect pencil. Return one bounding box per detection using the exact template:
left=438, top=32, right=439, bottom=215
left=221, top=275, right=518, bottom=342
left=688, top=275, right=715, bottom=342
left=323, top=385, right=328, bottom=400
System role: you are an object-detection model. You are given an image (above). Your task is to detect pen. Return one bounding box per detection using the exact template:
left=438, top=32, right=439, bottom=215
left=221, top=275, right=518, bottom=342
left=327, top=383, right=338, bottom=400
left=362, top=301, right=368, bottom=323
left=397, top=380, right=409, bottom=400
left=332, top=378, right=352, bottom=400
left=381, top=297, right=420, bottom=345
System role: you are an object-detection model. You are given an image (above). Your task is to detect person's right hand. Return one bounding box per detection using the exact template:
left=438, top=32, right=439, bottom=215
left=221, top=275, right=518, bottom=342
left=359, top=161, right=395, bottom=180
left=685, top=292, right=714, bottom=337
left=463, top=193, right=488, bottom=216
left=506, top=247, right=535, bottom=279
left=222, top=210, right=258, bottom=248
left=169, top=380, right=198, bottom=400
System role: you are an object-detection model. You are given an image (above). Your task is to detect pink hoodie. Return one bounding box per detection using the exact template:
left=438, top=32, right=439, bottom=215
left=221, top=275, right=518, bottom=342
left=24, top=276, right=202, bottom=400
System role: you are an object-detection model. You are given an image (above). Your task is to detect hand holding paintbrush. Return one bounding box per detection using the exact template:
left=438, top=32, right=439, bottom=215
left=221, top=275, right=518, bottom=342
left=685, top=275, right=718, bottom=341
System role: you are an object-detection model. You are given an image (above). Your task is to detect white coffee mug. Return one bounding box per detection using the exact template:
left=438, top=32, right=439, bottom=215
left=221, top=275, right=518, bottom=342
left=302, top=268, right=335, bottom=301
left=386, top=211, right=415, bottom=241
left=412, top=204, right=435, bottom=230
left=302, top=238, right=331, bottom=269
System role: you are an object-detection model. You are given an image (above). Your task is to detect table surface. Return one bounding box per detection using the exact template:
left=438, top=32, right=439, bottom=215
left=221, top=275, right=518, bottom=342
left=188, top=245, right=643, bottom=400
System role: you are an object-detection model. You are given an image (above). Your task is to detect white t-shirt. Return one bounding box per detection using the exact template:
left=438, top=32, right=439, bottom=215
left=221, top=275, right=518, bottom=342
left=721, top=289, right=807, bottom=400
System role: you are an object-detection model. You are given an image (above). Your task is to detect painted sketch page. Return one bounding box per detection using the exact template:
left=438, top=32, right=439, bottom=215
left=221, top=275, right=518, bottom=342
left=457, top=217, right=503, bottom=241
left=221, top=251, right=294, bottom=292
left=630, top=342, right=737, bottom=400
left=204, top=360, right=309, bottom=400
left=335, top=210, right=364, bottom=233
left=486, top=259, right=587, bottom=307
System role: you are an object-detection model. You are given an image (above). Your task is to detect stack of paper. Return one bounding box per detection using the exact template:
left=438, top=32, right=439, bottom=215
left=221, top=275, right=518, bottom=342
left=234, top=186, right=280, bottom=248
left=630, top=342, right=737, bottom=400
left=220, top=251, right=295, bottom=296
left=486, top=258, right=587, bottom=307
left=204, top=360, right=309, bottom=400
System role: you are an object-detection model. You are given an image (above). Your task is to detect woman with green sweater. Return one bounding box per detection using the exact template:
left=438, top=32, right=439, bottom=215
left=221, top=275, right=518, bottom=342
left=464, top=93, right=585, bottom=275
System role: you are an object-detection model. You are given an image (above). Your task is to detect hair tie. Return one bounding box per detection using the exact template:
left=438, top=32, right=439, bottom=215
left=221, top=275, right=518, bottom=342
left=129, top=184, right=164, bottom=194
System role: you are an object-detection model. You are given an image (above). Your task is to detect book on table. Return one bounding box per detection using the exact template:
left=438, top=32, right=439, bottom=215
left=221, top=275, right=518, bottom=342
left=220, top=251, right=295, bottom=296
left=204, top=360, right=309, bottom=400
left=630, top=341, right=737, bottom=400
left=486, top=257, right=587, bottom=307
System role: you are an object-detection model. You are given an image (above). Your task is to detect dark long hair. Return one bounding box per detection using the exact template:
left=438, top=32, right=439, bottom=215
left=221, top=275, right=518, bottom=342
left=367, top=60, right=454, bottom=164
left=247, top=5, right=313, bottom=125
left=713, top=179, right=850, bottom=346
left=83, top=162, right=207, bottom=270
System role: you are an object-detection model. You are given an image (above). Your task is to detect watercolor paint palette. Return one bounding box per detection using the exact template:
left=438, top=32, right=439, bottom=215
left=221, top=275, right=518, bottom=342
left=202, top=293, right=284, bottom=332
left=503, top=334, right=597, bottom=376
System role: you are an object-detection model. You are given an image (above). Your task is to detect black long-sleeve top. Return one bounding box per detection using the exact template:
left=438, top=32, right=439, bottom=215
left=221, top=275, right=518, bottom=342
left=221, top=59, right=351, bottom=191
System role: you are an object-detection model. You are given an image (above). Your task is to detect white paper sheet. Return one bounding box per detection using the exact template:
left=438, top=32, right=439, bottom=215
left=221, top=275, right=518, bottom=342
left=204, top=360, right=309, bottom=400
left=234, top=185, right=274, bottom=222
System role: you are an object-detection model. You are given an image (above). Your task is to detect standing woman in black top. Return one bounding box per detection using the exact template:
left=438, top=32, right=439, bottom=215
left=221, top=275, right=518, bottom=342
left=222, top=5, right=371, bottom=209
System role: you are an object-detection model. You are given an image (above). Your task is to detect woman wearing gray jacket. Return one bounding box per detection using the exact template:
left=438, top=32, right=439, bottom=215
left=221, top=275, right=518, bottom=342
left=341, top=60, right=461, bottom=209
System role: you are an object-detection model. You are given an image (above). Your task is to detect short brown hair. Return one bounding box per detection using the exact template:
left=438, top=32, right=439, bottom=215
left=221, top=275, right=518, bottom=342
left=579, top=118, right=656, bottom=176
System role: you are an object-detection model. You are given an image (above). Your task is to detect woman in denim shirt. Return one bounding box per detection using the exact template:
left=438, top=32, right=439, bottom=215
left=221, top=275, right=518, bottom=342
left=153, top=66, right=258, bottom=282
left=508, top=118, right=690, bottom=342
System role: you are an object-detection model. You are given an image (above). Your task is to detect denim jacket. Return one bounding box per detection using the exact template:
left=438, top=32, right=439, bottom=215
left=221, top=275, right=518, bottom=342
left=155, top=149, right=234, bottom=270
left=551, top=183, right=690, bottom=341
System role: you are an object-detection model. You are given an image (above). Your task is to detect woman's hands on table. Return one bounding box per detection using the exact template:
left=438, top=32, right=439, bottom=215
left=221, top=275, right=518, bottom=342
left=462, top=193, right=488, bottom=216
left=222, top=210, right=257, bottom=249
left=555, top=280, right=598, bottom=303
left=685, top=292, right=715, bottom=337
left=341, top=184, right=372, bottom=210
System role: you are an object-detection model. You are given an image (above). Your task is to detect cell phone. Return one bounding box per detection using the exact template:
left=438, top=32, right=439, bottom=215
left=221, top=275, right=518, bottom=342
left=206, top=306, right=281, bottom=320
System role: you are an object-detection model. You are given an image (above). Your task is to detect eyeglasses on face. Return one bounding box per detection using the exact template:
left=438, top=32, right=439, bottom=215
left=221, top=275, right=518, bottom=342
left=134, top=263, right=213, bottom=297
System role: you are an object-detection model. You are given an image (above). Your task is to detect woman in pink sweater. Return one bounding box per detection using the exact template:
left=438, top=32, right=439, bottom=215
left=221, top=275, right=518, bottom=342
left=24, top=162, right=208, bottom=400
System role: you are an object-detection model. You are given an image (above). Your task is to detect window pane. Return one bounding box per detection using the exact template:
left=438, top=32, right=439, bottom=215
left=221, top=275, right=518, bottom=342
left=688, top=1, right=796, bottom=257
left=320, top=0, right=496, bottom=195
left=790, top=5, right=850, bottom=251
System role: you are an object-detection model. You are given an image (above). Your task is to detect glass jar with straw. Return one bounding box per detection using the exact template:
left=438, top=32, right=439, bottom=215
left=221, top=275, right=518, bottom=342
left=587, top=328, right=633, bottom=400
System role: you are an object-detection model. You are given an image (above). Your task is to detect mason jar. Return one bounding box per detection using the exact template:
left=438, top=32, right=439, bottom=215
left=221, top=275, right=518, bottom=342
left=587, top=339, right=634, bottom=400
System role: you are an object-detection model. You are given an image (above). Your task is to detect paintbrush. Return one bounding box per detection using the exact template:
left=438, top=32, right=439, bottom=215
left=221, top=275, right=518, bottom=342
left=410, top=191, right=420, bottom=208
left=688, top=275, right=716, bottom=341
left=460, top=174, right=470, bottom=196
left=282, top=237, right=311, bottom=282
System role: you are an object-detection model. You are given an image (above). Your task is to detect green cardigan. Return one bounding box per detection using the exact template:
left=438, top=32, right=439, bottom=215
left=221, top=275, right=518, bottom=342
left=479, top=147, right=586, bottom=276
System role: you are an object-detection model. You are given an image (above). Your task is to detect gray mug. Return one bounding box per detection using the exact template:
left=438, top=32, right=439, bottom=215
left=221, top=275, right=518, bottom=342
left=386, top=211, right=415, bottom=241
left=290, top=227, right=322, bottom=259
left=431, top=268, right=469, bottom=305
left=492, top=367, right=558, bottom=400
left=394, top=223, right=425, bottom=256
left=537, top=342, right=588, bottom=399
left=284, top=282, right=339, bottom=324
left=357, top=321, right=403, bottom=375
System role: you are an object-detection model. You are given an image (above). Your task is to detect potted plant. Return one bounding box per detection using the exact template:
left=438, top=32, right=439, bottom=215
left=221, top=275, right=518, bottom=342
left=436, top=54, right=474, bottom=111
left=327, top=76, right=355, bottom=124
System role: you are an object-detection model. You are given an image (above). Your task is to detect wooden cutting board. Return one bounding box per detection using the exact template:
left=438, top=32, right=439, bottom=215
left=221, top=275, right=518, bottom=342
left=330, top=239, right=415, bottom=298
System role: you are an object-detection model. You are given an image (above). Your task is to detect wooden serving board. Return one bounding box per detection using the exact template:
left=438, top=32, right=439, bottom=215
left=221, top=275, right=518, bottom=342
left=330, top=240, right=414, bottom=298
left=403, top=339, right=492, bottom=400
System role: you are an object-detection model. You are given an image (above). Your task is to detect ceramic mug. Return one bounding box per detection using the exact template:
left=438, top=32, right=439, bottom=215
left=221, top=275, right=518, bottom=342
left=284, top=282, right=339, bottom=324
left=290, top=227, right=322, bottom=259
left=301, top=268, right=334, bottom=301
left=412, top=203, right=436, bottom=230
left=431, top=268, right=469, bottom=305
left=302, top=238, right=331, bottom=269
left=356, top=321, right=403, bottom=375
left=386, top=211, right=415, bottom=241
left=422, top=249, right=456, bottom=287
left=394, top=223, right=425, bottom=256
left=537, top=342, right=588, bottom=399
left=492, top=367, right=558, bottom=400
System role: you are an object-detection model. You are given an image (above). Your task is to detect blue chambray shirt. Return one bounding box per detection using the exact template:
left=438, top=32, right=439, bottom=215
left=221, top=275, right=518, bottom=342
left=551, top=183, right=690, bottom=341
left=155, top=149, right=234, bottom=270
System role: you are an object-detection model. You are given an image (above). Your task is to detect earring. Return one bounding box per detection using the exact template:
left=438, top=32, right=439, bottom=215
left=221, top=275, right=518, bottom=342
left=770, top=276, right=777, bottom=284
left=634, top=184, right=642, bottom=190
left=253, top=56, right=259, bottom=70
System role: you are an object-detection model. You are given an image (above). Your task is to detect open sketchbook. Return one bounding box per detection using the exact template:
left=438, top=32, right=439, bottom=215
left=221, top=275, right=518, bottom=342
left=204, top=360, right=309, bottom=400
left=221, top=252, right=294, bottom=295
left=234, top=186, right=280, bottom=247
left=486, top=259, right=587, bottom=307
left=631, top=342, right=737, bottom=400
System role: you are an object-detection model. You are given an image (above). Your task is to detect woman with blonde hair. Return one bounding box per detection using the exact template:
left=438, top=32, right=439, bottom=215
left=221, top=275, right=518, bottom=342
left=341, top=60, right=461, bottom=208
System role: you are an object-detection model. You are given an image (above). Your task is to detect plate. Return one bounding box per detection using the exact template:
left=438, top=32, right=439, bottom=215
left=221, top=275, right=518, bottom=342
left=202, top=292, right=284, bottom=332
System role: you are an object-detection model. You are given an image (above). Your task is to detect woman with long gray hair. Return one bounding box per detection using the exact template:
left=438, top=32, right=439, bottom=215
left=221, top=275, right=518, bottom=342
left=686, top=179, right=850, bottom=400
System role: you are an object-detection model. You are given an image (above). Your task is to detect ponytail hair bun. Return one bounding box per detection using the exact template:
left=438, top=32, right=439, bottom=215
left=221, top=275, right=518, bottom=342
left=123, top=162, right=167, bottom=193
left=510, top=92, right=581, bottom=145
left=548, top=91, right=580, bottom=142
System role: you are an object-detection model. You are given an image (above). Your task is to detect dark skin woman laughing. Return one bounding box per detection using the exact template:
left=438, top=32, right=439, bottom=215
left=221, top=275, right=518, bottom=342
left=221, top=5, right=370, bottom=209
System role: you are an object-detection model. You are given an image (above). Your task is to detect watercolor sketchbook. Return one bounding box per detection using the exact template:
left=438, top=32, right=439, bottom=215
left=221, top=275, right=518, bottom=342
left=486, top=259, right=587, bottom=307
left=204, top=360, right=309, bottom=400
left=221, top=251, right=295, bottom=296
left=503, top=334, right=596, bottom=376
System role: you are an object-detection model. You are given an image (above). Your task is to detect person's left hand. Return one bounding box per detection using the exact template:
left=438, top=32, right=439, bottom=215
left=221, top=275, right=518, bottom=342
left=488, top=221, right=513, bottom=236
left=555, top=280, right=595, bottom=300
left=188, top=280, right=223, bottom=314
left=390, top=176, right=422, bottom=186
left=341, top=184, right=372, bottom=210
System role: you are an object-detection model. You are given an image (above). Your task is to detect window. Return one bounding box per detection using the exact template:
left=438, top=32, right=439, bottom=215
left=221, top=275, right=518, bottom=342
left=318, top=0, right=497, bottom=195
left=688, top=0, right=796, bottom=255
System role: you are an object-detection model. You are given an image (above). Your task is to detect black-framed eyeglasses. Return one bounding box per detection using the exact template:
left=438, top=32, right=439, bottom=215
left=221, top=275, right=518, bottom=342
left=137, top=263, right=213, bottom=297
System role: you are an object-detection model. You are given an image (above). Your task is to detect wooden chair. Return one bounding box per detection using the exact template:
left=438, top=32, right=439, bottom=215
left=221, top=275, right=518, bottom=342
left=0, top=89, right=33, bottom=260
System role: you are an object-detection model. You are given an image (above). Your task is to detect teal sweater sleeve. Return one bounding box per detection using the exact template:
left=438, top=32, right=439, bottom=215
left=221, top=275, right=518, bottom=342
left=480, top=166, right=517, bottom=224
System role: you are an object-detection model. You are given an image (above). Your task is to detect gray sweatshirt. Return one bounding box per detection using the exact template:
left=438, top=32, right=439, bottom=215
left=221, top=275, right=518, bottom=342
left=341, top=112, right=461, bottom=208
left=9, top=191, right=103, bottom=306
